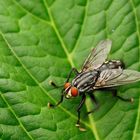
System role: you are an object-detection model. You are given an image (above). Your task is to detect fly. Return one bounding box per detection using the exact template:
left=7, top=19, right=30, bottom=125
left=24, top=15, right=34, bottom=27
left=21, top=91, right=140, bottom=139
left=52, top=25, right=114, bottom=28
left=48, top=39, right=140, bottom=131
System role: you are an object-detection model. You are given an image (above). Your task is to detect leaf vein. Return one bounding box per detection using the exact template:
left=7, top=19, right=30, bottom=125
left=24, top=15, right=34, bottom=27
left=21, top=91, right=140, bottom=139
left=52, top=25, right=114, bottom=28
left=13, top=0, right=52, bottom=26
left=72, top=0, right=88, bottom=53
left=0, top=92, right=34, bottom=140
left=43, top=0, right=75, bottom=67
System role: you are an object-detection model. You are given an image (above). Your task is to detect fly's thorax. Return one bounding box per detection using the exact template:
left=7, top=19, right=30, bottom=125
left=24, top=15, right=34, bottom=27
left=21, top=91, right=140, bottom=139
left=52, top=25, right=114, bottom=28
left=64, top=82, right=79, bottom=99
left=72, top=71, right=99, bottom=93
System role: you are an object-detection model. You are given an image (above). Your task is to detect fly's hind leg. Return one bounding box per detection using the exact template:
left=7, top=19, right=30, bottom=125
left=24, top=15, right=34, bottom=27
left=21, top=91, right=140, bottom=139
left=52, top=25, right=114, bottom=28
left=112, top=90, right=134, bottom=103
left=87, top=93, right=100, bottom=115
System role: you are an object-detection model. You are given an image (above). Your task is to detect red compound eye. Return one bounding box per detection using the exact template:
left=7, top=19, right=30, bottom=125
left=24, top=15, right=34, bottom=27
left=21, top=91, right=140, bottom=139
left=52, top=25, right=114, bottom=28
left=64, top=82, right=71, bottom=89
left=71, top=87, right=78, bottom=97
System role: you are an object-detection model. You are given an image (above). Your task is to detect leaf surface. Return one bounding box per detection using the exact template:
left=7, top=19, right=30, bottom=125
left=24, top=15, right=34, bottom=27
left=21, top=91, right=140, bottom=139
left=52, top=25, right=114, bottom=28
left=0, top=0, right=140, bottom=139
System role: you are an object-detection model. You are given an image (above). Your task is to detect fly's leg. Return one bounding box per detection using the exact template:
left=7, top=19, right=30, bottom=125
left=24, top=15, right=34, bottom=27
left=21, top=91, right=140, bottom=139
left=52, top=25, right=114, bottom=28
left=48, top=90, right=64, bottom=108
left=49, top=68, right=79, bottom=88
left=112, top=90, right=134, bottom=103
left=66, top=68, right=79, bottom=82
left=87, top=93, right=100, bottom=115
left=76, top=94, right=86, bottom=131
left=48, top=68, right=79, bottom=108
left=49, top=80, right=63, bottom=88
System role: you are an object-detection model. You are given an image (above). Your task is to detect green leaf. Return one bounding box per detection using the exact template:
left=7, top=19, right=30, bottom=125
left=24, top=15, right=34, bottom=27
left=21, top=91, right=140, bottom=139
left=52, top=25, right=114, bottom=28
left=0, top=0, right=140, bottom=139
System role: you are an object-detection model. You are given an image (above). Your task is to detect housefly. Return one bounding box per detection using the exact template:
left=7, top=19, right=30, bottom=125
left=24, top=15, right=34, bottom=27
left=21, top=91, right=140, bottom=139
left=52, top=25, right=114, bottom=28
left=48, top=39, right=140, bottom=131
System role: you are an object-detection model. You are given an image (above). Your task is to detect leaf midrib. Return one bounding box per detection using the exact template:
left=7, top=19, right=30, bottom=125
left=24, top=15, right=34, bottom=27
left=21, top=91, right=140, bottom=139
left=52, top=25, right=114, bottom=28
left=43, top=0, right=75, bottom=67
left=43, top=0, right=100, bottom=139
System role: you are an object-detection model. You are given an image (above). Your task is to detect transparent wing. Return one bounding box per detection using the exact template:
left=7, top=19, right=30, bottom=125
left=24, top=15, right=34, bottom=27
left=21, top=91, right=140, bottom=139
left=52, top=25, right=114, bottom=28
left=82, top=39, right=112, bottom=72
left=95, top=69, right=140, bottom=88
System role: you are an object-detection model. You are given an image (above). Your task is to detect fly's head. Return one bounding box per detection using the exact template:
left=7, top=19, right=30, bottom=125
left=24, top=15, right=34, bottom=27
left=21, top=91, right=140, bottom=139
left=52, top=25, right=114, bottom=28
left=64, top=82, right=79, bottom=99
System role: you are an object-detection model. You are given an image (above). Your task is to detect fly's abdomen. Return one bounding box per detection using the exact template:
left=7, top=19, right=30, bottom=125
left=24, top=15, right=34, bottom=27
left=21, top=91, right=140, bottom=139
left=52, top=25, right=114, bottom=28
left=99, top=60, right=124, bottom=71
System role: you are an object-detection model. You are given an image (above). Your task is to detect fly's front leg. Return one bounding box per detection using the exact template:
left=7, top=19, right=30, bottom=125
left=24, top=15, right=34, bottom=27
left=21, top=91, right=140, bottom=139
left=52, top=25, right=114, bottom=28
left=76, top=94, right=86, bottom=131
left=66, top=68, right=79, bottom=82
left=112, top=89, right=134, bottom=103
left=49, top=68, right=79, bottom=88
left=87, top=93, right=99, bottom=115
left=49, top=80, right=63, bottom=88
left=48, top=90, right=64, bottom=108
